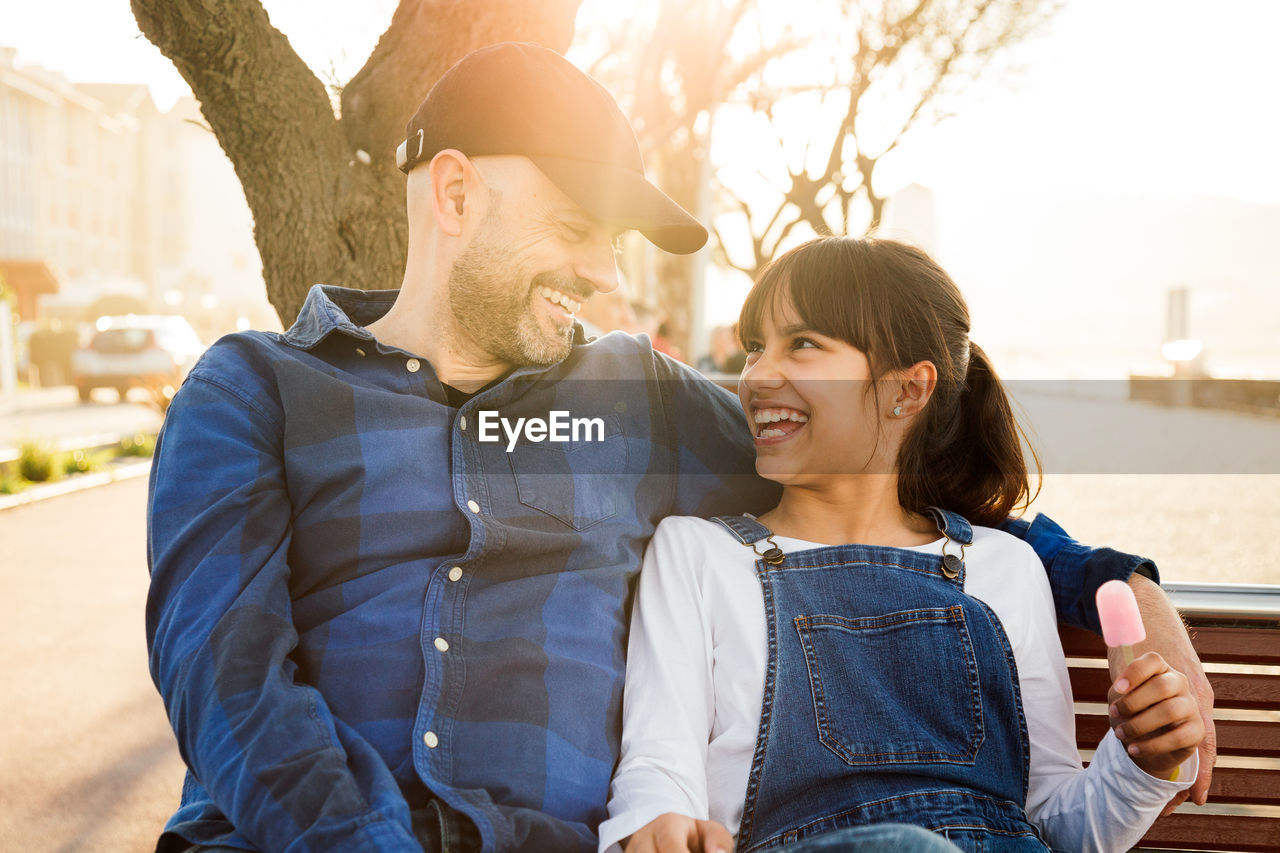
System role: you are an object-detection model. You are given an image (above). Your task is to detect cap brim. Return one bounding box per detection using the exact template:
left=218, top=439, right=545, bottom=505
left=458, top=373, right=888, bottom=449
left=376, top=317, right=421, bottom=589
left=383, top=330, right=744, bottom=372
left=530, top=155, right=708, bottom=255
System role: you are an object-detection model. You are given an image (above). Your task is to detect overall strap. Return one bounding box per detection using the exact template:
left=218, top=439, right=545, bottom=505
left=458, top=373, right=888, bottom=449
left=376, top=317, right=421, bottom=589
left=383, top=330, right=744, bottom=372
left=710, top=515, right=775, bottom=546
left=923, top=506, right=975, bottom=545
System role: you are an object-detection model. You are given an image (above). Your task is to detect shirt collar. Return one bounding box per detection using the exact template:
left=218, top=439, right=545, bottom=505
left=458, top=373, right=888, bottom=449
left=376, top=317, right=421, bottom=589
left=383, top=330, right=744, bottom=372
left=282, top=284, right=397, bottom=350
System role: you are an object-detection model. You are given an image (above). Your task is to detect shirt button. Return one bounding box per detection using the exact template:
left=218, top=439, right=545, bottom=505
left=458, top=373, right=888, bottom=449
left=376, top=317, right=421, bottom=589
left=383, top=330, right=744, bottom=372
left=466, top=500, right=480, bottom=514
left=423, top=731, right=439, bottom=749
left=448, top=566, right=463, bottom=582
left=459, top=415, right=467, bottom=431
left=355, top=347, right=366, bottom=357
left=406, top=358, right=421, bottom=373
left=434, top=637, right=450, bottom=653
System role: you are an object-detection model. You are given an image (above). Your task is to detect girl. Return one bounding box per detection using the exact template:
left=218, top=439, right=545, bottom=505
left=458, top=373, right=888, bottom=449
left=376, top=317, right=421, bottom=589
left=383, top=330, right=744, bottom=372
left=599, top=238, right=1202, bottom=853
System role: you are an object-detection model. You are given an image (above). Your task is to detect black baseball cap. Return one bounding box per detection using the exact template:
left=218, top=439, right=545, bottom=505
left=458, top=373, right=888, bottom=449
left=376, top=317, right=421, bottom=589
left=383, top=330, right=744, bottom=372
left=397, top=42, right=708, bottom=255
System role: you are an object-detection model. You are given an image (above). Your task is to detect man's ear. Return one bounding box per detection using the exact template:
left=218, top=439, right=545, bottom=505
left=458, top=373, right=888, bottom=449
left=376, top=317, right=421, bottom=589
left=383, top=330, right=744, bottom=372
left=426, top=149, right=473, bottom=237
left=894, top=360, right=938, bottom=417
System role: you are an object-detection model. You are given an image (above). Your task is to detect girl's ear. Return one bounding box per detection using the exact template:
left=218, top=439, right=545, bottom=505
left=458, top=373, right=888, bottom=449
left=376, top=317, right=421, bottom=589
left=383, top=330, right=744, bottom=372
left=892, top=360, right=938, bottom=417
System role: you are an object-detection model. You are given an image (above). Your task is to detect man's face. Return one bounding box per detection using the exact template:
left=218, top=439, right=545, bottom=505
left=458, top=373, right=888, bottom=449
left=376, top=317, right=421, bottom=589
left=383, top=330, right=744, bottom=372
left=446, top=164, right=619, bottom=368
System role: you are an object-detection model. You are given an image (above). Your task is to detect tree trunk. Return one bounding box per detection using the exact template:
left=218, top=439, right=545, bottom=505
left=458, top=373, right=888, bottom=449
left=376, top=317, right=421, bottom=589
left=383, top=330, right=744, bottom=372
left=132, top=0, right=582, bottom=325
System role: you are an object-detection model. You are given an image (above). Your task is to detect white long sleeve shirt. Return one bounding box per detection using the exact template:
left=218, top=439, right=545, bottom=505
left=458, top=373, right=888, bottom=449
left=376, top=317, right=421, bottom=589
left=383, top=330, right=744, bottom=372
left=599, top=516, right=1194, bottom=853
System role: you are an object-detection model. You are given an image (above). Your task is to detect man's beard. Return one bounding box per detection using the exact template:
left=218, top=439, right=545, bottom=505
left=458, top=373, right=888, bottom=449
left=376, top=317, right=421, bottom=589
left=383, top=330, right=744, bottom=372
left=447, top=227, right=583, bottom=368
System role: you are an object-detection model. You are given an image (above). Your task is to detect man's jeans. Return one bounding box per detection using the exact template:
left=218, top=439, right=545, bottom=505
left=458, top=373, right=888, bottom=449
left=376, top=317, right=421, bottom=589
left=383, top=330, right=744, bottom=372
left=777, top=823, right=963, bottom=852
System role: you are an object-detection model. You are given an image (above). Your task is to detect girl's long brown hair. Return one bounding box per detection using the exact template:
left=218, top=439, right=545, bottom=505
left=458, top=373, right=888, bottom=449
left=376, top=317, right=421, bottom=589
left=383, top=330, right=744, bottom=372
left=737, top=236, right=1039, bottom=527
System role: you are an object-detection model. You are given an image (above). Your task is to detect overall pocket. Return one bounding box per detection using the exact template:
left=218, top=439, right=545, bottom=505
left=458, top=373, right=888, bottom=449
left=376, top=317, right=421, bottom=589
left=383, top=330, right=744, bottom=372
left=794, top=605, right=984, bottom=766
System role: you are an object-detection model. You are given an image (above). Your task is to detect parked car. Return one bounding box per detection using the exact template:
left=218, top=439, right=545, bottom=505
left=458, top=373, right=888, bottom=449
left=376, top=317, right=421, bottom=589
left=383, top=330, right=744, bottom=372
left=72, top=315, right=205, bottom=408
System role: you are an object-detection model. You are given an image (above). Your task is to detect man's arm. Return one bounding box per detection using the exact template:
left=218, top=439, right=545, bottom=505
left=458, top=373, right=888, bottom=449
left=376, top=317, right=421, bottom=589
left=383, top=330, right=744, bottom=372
left=650, top=351, right=780, bottom=518
left=1122, top=575, right=1216, bottom=811
left=1001, top=513, right=1216, bottom=810
left=147, top=352, right=419, bottom=851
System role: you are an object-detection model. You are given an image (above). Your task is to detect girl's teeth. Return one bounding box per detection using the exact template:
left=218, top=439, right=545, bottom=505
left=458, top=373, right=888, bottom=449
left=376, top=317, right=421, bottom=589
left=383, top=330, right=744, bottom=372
left=760, top=428, right=787, bottom=438
left=753, top=408, right=809, bottom=424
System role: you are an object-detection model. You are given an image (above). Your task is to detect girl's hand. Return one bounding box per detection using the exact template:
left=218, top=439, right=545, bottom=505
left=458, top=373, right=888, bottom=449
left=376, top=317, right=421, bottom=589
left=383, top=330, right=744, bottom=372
left=1108, top=652, right=1205, bottom=779
left=622, top=813, right=735, bottom=853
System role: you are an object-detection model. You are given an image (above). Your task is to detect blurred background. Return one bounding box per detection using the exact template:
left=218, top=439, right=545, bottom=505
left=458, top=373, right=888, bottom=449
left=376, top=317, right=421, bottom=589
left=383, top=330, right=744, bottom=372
left=0, top=1, right=1277, bottom=847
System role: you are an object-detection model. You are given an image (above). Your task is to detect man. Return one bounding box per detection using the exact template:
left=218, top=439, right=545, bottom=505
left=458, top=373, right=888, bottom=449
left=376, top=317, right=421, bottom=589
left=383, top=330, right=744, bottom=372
left=146, top=43, right=1213, bottom=853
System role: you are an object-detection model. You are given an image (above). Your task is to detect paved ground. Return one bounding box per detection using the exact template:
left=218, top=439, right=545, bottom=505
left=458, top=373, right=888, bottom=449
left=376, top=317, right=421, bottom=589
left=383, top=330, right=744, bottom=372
left=0, top=476, right=184, bottom=852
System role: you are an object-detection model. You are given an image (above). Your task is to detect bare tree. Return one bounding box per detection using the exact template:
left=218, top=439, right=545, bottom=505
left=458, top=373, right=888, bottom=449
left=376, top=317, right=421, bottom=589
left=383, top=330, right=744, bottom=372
left=711, top=0, right=1061, bottom=279
left=132, top=0, right=582, bottom=324
left=574, top=0, right=780, bottom=352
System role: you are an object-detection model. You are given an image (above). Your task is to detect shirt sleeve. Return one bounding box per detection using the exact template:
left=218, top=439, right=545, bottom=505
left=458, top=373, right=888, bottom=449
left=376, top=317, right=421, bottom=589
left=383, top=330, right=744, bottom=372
left=999, top=513, right=1160, bottom=632
left=1013, top=545, right=1194, bottom=853
left=651, top=350, right=781, bottom=518
left=598, top=518, right=717, bottom=853
left=146, top=355, right=419, bottom=851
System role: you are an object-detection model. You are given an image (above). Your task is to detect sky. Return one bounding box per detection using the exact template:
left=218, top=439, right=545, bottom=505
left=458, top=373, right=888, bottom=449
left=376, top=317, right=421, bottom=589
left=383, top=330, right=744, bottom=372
left=4, top=0, right=1278, bottom=376
left=4, top=1, right=1277, bottom=202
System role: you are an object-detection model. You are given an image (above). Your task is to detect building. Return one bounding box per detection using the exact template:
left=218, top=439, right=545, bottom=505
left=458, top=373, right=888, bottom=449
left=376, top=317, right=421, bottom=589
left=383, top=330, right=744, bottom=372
left=0, top=47, right=273, bottom=340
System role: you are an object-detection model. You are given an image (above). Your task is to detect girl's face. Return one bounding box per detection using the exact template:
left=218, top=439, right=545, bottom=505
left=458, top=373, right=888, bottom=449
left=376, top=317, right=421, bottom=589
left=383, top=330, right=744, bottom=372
left=738, top=296, right=898, bottom=486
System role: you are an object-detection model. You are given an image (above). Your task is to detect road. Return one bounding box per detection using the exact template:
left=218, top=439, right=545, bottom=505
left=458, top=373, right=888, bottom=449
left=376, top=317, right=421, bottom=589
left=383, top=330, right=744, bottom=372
left=0, top=387, right=164, bottom=460
left=0, top=476, right=184, bottom=852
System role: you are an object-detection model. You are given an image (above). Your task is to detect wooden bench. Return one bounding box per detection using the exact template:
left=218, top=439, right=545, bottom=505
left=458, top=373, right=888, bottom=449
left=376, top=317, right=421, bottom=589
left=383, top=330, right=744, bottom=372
left=1060, top=582, right=1280, bottom=852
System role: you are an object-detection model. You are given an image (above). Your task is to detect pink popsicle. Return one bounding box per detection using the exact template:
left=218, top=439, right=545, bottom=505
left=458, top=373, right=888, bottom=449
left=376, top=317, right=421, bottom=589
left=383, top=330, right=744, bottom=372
left=1096, top=579, right=1146, bottom=665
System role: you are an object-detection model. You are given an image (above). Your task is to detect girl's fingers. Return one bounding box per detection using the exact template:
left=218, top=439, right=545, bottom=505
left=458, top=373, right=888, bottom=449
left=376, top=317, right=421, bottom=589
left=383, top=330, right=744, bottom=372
left=1116, top=694, right=1198, bottom=740
left=696, top=819, right=735, bottom=853
left=624, top=836, right=655, bottom=853
left=1111, top=651, right=1168, bottom=697
left=1123, top=719, right=1205, bottom=761
left=1111, top=670, right=1188, bottom=719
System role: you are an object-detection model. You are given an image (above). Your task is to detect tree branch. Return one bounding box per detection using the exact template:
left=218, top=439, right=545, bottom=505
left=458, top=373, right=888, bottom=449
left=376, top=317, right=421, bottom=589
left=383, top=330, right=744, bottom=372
left=340, top=0, right=582, bottom=164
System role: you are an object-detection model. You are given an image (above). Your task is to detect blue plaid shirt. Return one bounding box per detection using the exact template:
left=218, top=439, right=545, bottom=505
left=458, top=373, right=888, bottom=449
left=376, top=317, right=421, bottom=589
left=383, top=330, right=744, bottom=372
left=146, top=285, right=1156, bottom=852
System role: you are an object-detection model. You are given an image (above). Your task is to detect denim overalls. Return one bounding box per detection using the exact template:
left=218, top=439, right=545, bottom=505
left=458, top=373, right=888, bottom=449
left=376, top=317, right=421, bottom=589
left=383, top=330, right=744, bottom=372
left=711, top=508, right=1051, bottom=852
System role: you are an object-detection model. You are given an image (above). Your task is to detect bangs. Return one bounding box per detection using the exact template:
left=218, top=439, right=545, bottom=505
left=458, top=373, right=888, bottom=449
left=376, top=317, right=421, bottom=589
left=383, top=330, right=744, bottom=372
left=737, top=238, right=879, bottom=358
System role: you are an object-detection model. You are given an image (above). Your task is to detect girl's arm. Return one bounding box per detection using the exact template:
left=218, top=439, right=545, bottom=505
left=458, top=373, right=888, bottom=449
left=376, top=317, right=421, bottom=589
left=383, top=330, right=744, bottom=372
left=1011, top=545, right=1196, bottom=853
left=598, top=518, right=723, bottom=853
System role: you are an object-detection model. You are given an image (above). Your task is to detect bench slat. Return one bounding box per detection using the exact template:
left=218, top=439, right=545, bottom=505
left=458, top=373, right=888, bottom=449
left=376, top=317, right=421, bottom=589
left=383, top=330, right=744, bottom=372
left=1067, top=667, right=1280, bottom=710
left=1138, top=813, right=1280, bottom=852
left=1075, top=714, right=1280, bottom=759
left=1060, top=624, right=1280, bottom=664
left=1207, top=766, right=1280, bottom=805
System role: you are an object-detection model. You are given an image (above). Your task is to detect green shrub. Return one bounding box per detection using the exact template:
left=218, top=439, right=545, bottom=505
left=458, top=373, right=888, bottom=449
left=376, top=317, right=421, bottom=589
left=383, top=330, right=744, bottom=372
left=116, top=433, right=156, bottom=458
left=63, top=449, right=106, bottom=476
left=0, top=471, right=29, bottom=494
left=17, top=441, right=60, bottom=483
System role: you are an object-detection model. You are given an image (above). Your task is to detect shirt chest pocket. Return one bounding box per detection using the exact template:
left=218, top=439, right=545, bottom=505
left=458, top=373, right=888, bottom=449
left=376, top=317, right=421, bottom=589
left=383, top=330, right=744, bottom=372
left=507, top=415, right=628, bottom=530
left=794, top=605, right=985, bottom=767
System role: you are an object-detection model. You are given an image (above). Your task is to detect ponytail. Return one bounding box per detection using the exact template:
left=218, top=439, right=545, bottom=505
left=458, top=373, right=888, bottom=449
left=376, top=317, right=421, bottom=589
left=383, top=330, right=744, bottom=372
left=897, top=342, right=1039, bottom=527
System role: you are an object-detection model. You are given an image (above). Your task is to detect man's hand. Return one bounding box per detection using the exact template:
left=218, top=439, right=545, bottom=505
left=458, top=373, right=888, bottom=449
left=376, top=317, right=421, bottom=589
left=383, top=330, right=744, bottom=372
left=1123, top=574, right=1217, bottom=813
left=623, top=813, right=734, bottom=853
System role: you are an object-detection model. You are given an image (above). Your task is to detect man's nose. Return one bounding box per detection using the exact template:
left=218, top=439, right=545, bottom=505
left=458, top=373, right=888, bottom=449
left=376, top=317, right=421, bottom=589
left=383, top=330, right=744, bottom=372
left=575, top=238, right=620, bottom=295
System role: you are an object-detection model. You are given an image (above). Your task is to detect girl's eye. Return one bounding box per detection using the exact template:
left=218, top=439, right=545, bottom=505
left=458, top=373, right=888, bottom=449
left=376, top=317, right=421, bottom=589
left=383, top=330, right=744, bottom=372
left=792, top=337, right=819, bottom=350
left=743, top=341, right=763, bottom=353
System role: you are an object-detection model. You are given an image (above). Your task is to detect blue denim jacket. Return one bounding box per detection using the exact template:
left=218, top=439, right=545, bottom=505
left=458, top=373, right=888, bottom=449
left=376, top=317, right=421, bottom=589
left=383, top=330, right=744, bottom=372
left=146, top=284, right=1155, bottom=852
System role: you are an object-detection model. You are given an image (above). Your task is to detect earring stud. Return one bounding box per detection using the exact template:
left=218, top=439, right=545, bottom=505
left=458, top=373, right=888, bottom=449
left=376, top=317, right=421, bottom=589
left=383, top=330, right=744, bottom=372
left=893, top=406, right=903, bottom=417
